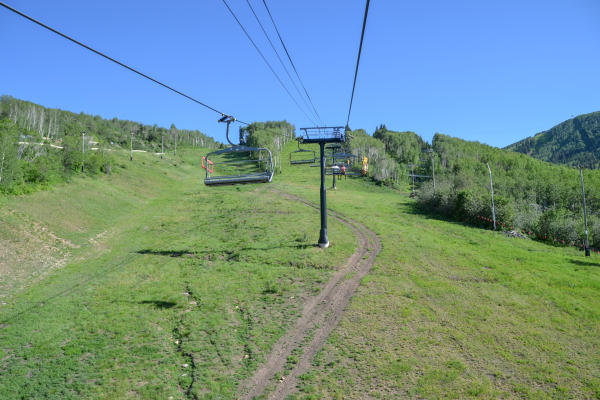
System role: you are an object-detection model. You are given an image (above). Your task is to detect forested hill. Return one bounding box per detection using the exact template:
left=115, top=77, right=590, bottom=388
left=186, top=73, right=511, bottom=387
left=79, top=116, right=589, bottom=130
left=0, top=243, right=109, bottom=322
left=506, top=111, right=600, bottom=168
left=0, top=95, right=218, bottom=151
left=419, top=133, right=600, bottom=248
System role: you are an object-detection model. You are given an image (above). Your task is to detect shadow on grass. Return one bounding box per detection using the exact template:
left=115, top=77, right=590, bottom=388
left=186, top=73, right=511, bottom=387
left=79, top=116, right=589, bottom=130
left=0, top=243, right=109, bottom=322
left=570, top=259, right=600, bottom=267
left=137, top=249, right=194, bottom=257
left=238, top=243, right=317, bottom=251
left=1, top=252, right=139, bottom=326
left=399, top=201, right=491, bottom=230
left=136, top=243, right=316, bottom=258
left=139, top=300, right=177, bottom=309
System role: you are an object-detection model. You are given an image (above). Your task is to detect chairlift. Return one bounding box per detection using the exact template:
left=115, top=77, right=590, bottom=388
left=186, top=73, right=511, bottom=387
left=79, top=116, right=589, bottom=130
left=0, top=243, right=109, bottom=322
left=203, top=115, right=274, bottom=185
left=289, top=140, right=317, bottom=165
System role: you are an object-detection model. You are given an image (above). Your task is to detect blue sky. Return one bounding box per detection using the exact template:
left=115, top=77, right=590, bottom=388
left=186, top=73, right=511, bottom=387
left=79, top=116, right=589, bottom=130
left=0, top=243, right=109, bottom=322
left=1, top=0, right=599, bottom=146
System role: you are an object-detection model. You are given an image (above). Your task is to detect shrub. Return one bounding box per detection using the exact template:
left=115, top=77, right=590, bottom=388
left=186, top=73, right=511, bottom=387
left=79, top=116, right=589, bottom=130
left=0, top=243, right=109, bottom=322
left=538, top=209, right=580, bottom=244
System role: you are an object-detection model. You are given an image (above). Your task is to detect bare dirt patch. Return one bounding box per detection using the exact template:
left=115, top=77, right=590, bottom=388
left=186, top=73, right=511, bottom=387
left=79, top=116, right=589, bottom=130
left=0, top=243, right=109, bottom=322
left=237, top=190, right=381, bottom=399
left=0, top=209, right=73, bottom=299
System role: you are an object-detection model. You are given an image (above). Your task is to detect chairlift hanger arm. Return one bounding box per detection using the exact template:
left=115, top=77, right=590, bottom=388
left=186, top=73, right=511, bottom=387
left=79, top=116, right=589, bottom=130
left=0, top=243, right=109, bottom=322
left=204, top=115, right=274, bottom=186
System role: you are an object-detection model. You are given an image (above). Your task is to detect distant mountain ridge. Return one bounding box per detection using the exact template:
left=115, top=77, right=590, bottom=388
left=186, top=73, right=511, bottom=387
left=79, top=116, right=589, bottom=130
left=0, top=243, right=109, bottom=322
left=506, top=111, right=600, bottom=168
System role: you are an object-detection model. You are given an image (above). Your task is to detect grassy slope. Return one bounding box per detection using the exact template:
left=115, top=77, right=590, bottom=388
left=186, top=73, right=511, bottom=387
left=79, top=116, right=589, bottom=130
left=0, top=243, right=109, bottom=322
left=1, top=142, right=599, bottom=399
left=0, top=148, right=355, bottom=399
left=276, top=149, right=600, bottom=399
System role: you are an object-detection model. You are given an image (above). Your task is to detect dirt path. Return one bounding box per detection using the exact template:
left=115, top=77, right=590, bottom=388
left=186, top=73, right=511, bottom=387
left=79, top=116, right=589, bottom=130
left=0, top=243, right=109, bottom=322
left=238, top=190, right=381, bottom=399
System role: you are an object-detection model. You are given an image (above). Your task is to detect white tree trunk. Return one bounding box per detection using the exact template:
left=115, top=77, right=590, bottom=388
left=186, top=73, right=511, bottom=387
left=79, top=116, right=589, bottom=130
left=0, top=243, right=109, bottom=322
left=0, top=148, right=5, bottom=184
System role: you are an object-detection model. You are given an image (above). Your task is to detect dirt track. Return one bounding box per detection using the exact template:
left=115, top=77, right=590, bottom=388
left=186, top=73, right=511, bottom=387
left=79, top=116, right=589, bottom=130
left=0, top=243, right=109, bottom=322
left=238, top=190, right=381, bottom=399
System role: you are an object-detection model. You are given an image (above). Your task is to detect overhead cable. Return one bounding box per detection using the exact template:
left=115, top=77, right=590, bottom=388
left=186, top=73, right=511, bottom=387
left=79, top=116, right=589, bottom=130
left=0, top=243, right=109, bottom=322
left=346, top=0, right=371, bottom=129
left=245, top=0, right=322, bottom=125
left=0, top=2, right=251, bottom=124
left=220, top=0, right=318, bottom=126
left=261, top=0, right=324, bottom=126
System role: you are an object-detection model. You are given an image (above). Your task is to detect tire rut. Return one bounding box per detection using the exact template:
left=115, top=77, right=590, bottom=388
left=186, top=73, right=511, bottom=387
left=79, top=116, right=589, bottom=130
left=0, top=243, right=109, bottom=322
left=238, top=189, right=381, bottom=399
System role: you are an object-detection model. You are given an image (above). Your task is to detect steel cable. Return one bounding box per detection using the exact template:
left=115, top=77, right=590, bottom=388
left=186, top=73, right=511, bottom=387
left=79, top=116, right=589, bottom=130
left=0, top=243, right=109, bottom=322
left=346, top=0, right=371, bottom=129
left=220, top=0, right=318, bottom=126
left=0, top=2, right=252, bottom=124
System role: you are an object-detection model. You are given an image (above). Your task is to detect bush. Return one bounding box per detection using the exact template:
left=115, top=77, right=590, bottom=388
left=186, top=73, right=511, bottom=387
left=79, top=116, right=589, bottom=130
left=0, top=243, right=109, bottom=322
left=23, top=151, right=62, bottom=184
left=84, top=150, right=112, bottom=175
left=455, top=189, right=487, bottom=223
left=512, top=200, right=542, bottom=233
left=538, top=209, right=580, bottom=244
left=62, top=135, right=83, bottom=172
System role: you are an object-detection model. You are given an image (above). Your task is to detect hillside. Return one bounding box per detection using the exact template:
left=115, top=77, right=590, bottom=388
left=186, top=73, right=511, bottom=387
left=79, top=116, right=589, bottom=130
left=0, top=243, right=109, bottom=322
left=0, top=96, right=219, bottom=195
left=0, top=95, right=218, bottom=151
left=507, top=111, right=600, bottom=168
left=0, top=143, right=599, bottom=398
left=418, top=133, right=600, bottom=249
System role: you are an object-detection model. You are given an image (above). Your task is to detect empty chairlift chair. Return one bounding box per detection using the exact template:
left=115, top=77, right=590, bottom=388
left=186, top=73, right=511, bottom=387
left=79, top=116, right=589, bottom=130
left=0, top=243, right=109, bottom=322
left=203, top=115, right=274, bottom=186
left=289, top=140, right=317, bottom=165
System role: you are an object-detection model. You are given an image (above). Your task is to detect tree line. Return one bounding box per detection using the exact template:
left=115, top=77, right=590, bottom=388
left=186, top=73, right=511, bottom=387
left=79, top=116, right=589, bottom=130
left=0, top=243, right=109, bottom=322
left=239, top=120, right=295, bottom=173
left=417, top=134, right=600, bottom=248
left=342, top=124, right=600, bottom=249
left=0, top=96, right=218, bottom=152
left=0, top=95, right=219, bottom=194
left=346, top=125, right=427, bottom=183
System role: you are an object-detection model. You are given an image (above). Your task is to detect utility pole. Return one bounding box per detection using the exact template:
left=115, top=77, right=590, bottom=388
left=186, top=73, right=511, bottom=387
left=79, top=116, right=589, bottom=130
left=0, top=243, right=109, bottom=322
left=81, top=131, right=85, bottom=172
left=486, top=162, right=496, bottom=231
left=161, top=135, right=164, bottom=159
left=130, top=131, right=134, bottom=161
left=331, top=146, right=337, bottom=190
left=580, top=166, right=590, bottom=256
left=319, top=142, right=328, bottom=247
left=332, top=168, right=337, bottom=190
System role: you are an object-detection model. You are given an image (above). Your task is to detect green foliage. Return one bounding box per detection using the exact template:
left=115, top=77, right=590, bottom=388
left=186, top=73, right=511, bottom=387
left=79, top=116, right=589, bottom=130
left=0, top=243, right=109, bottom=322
left=348, top=129, right=403, bottom=185
left=239, top=121, right=295, bottom=173
left=239, top=120, right=295, bottom=148
left=23, top=149, right=62, bottom=185
left=0, top=118, right=22, bottom=192
left=507, top=111, right=600, bottom=168
left=0, top=116, right=115, bottom=195
left=61, top=134, right=84, bottom=172
left=0, top=95, right=217, bottom=152
left=417, top=133, right=600, bottom=247
left=373, top=124, right=426, bottom=165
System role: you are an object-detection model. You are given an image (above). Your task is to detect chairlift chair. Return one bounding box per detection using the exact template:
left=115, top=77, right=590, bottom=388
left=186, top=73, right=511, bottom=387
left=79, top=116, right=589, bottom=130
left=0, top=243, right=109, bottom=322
left=332, top=152, right=363, bottom=176
left=203, top=115, right=274, bottom=185
left=289, top=140, right=317, bottom=165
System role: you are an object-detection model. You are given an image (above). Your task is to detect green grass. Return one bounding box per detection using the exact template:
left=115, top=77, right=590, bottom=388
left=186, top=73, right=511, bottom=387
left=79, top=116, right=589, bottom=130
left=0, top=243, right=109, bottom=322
left=276, top=150, right=600, bottom=399
left=1, top=142, right=600, bottom=399
left=0, top=148, right=355, bottom=398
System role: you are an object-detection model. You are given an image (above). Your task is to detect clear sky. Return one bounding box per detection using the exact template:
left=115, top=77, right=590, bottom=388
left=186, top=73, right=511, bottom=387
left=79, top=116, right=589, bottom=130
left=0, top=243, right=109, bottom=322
left=1, top=0, right=599, bottom=146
